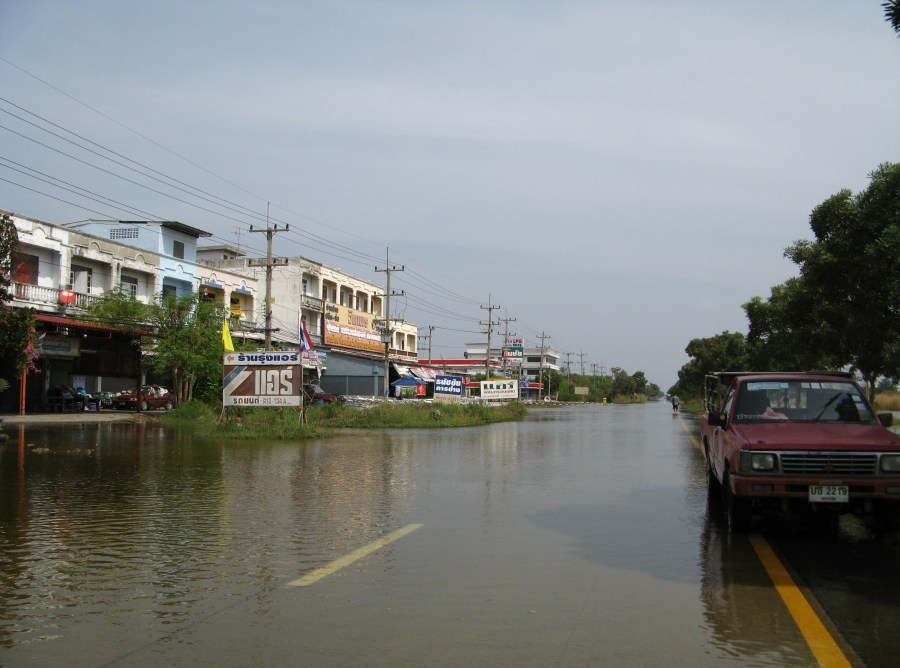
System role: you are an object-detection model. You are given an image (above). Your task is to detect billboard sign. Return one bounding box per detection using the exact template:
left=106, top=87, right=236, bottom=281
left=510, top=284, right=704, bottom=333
left=223, top=352, right=302, bottom=407
left=480, top=379, right=519, bottom=400
left=323, top=303, right=384, bottom=353
left=434, top=375, right=464, bottom=403
left=503, top=338, right=524, bottom=360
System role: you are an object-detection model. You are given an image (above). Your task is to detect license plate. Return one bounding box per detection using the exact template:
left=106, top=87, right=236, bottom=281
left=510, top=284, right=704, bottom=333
left=808, top=485, right=848, bottom=503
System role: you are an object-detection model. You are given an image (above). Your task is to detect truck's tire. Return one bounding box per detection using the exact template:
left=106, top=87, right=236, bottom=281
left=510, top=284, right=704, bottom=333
left=724, top=473, right=752, bottom=531
left=706, top=460, right=722, bottom=499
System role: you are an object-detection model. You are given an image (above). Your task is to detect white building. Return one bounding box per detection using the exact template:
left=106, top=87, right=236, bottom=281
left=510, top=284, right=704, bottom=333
left=197, top=248, right=419, bottom=397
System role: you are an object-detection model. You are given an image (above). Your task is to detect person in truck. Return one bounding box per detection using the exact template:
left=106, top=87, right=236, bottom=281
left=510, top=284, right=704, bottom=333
left=737, top=389, right=787, bottom=420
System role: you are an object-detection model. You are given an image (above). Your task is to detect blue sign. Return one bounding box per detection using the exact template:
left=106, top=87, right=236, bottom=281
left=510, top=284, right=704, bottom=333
left=434, top=375, right=463, bottom=396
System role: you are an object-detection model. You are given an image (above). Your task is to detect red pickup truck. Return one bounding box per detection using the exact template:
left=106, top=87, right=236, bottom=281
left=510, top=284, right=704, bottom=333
left=700, top=371, right=899, bottom=530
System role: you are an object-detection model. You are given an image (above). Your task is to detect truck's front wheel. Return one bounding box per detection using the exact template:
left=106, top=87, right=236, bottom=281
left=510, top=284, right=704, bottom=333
left=724, top=473, right=752, bottom=531
left=706, top=460, right=722, bottom=500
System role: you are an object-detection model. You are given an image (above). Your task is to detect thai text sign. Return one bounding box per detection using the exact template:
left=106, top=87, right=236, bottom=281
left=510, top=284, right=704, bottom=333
left=323, top=303, right=384, bottom=353
left=434, top=375, right=464, bottom=398
left=223, top=352, right=302, bottom=407
left=503, top=338, right=524, bottom=360
left=480, top=379, right=518, bottom=400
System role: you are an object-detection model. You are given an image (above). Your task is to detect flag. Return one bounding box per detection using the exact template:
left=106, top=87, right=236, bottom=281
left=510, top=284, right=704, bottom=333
left=300, top=318, right=314, bottom=352
left=222, top=317, right=234, bottom=352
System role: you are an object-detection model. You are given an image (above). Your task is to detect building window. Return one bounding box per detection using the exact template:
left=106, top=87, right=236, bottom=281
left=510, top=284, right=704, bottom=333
left=162, top=284, right=177, bottom=299
left=70, top=264, right=93, bottom=293
left=172, top=240, right=185, bottom=259
left=13, top=252, right=39, bottom=285
left=302, top=278, right=308, bottom=295
left=121, top=275, right=138, bottom=297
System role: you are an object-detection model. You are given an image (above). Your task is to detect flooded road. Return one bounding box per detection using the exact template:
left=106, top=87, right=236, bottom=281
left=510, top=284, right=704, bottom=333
left=1, top=404, right=898, bottom=666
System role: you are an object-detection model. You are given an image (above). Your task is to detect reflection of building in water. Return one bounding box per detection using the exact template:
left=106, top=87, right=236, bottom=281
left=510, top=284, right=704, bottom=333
left=698, top=501, right=816, bottom=664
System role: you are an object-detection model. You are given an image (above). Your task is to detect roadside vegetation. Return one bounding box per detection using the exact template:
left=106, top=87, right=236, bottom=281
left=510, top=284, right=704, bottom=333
left=163, top=399, right=528, bottom=440
left=669, top=163, right=900, bottom=403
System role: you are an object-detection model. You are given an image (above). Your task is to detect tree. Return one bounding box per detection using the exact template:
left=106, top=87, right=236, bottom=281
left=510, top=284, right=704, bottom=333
left=885, top=0, right=900, bottom=34
left=85, top=289, right=228, bottom=404
left=743, top=278, right=837, bottom=371
left=145, top=293, right=228, bottom=403
left=675, top=331, right=748, bottom=397
left=783, top=163, right=900, bottom=397
left=0, top=214, right=37, bottom=387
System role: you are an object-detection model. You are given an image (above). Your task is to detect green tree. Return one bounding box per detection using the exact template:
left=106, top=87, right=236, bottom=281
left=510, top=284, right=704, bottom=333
left=783, top=162, right=900, bottom=397
left=145, top=293, right=228, bottom=404
left=86, top=290, right=229, bottom=404
left=0, top=214, right=37, bottom=385
left=742, top=278, right=837, bottom=371
left=675, top=331, right=748, bottom=397
left=885, top=0, right=900, bottom=34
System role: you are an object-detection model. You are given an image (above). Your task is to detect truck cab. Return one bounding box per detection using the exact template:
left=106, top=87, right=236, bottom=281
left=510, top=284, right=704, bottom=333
left=700, top=371, right=899, bottom=530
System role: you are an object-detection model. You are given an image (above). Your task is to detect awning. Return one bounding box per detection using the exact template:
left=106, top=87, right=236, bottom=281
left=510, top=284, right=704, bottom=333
left=410, top=366, right=437, bottom=381
left=391, top=377, right=427, bottom=386
left=392, top=363, right=415, bottom=378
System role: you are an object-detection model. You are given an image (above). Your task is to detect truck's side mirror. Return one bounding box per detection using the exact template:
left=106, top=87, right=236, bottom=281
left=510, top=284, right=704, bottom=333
left=878, top=413, right=894, bottom=428
left=708, top=411, right=727, bottom=428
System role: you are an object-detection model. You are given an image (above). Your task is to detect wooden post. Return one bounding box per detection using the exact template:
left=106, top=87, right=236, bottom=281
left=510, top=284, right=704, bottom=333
left=18, top=368, right=26, bottom=416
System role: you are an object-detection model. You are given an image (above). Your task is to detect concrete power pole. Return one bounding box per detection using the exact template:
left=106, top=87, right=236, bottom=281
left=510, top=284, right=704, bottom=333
left=248, top=211, right=289, bottom=351
left=375, top=248, right=404, bottom=402
left=499, top=313, right=516, bottom=377
left=480, top=296, right=501, bottom=381
left=537, top=332, right=550, bottom=401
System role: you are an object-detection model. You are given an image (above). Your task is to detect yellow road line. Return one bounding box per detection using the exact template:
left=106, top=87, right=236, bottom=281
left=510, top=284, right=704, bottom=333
left=287, top=523, right=423, bottom=587
left=748, top=534, right=852, bottom=668
left=676, top=415, right=701, bottom=450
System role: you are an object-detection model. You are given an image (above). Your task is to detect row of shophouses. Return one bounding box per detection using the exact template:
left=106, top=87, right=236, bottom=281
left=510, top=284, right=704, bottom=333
left=2, top=209, right=560, bottom=411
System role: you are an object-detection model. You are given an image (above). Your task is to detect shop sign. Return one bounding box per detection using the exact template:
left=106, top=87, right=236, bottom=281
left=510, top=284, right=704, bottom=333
left=481, top=379, right=518, bottom=400
left=223, top=353, right=302, bottom=407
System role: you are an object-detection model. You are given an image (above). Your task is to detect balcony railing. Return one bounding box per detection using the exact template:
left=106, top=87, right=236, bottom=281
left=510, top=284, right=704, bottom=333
left=13, top=283, right=102, bottom=310
left=301, top=294, right=324, bottom=311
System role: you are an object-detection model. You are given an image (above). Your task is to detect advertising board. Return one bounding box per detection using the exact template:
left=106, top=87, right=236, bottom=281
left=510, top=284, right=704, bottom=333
left=223, top=352, right=302, bottom=407
left=323, top=303, right=384, bottom=353
left=434, top=375, right=464, bottom=403
left=480, top=379, right=519, bottom=400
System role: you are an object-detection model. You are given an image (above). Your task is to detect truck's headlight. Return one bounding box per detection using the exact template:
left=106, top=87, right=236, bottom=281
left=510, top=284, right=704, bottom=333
left=750, top=453, right=776, bottom=472
left=881, top=455, right=900, bottom=472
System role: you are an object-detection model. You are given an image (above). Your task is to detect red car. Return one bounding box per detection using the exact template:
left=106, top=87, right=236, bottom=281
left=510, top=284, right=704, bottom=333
left=701, top=371, right=899, bottom=530
left=112, top=385, right=176, bottom=411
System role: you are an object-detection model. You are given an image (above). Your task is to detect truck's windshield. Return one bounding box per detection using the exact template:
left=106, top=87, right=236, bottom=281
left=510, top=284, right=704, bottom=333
left=733, top=380, right=874, bottom=424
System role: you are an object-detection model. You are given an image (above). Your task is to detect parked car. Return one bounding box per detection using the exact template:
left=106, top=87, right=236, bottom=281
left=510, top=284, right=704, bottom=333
left=303, top=383, right=342, bottom=405
left=112, top=385, right=176, bottom=411
left=701, top=371, right=899, bottom=531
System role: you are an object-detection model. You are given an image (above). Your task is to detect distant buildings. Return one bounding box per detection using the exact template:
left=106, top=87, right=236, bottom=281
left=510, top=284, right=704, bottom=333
left=2, top=208, right=559, bottom=410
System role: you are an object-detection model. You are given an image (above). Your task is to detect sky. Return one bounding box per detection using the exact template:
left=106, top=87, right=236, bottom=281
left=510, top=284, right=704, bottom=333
left=2, top=1, right=898, bottom=389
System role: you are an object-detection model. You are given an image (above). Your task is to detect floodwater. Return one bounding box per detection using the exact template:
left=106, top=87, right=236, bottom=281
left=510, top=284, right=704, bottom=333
left=0, top=403, right=897, bottom=666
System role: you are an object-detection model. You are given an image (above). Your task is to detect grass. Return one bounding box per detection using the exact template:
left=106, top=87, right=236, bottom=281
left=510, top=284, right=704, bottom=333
left=163, top=399, right=528, bottom=440
left=875, top=391, right=900, bottom=411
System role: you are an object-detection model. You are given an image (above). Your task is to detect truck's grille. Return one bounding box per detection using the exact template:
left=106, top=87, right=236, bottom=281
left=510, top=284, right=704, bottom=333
left=779, top=452, right=878, bottom=476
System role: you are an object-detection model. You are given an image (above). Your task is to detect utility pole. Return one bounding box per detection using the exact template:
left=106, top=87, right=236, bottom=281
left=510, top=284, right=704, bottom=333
left=578, top=351, right=587, bottom=377
left=375, top=248, right=404, bottom=402
left=480, top=296, right=501, bottom=381
left=418, top=325, right=435, bottom=364
left=248, top=206, right=289, bottom=351
left=537, top=332, right=550, bottom=401
left=499, top=312, right=516, bottom=377
left=564, top=351, right=573, bottom=378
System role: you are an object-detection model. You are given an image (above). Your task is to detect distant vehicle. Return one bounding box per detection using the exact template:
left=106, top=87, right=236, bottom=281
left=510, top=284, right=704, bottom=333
left=47, top=384, right=85, bottom=411
left=112, top=385, right=176, bottom=411
left=303, top=383, right=342, bottom=405
left=701, top=371, right=899, bottom=531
